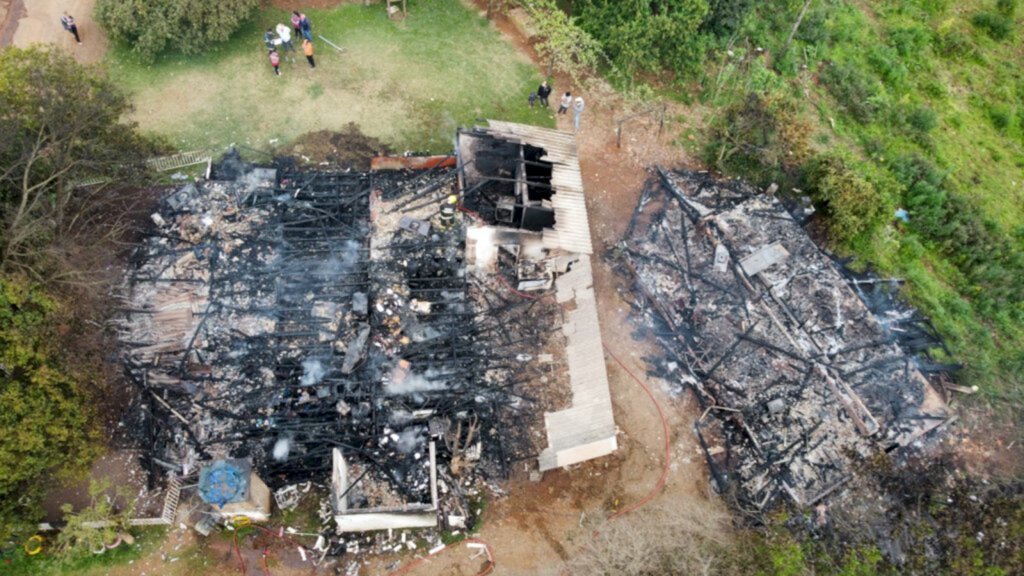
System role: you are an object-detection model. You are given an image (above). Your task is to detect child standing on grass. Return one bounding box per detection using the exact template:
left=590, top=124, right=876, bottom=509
left=291, top=11, right=303, bottom=37
left=269, top=50, right=281, bottom=76
left=303, top=39, right=316, bottom=69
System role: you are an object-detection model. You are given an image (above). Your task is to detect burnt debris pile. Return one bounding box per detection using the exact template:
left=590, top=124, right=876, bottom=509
left=118, top=154, right=571, bottom=521
left=619, top=168, right=952, bottom=510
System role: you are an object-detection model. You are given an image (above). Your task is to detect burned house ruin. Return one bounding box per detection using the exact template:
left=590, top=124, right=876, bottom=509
left=620, top=168, right=952, bottom=509
left=117, top=122, right=616, bottom=538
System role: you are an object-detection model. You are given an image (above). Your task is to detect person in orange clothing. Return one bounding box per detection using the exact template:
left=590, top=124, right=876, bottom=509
left=302, top=38, right=316, bottom=69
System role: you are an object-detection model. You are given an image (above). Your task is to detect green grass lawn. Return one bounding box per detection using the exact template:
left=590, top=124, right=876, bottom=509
left=106, top=0, right=555, bottom=154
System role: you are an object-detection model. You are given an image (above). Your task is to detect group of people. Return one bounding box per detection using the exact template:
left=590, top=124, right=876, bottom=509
left=265, top=11, right=317, bottom=76
left=530, top=80, right=585, bottom=131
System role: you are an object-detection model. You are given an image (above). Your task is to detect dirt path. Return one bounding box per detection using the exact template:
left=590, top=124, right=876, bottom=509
left=383, top=5, right=728, bottom=576
left=0, top=0, right=106, bottom=63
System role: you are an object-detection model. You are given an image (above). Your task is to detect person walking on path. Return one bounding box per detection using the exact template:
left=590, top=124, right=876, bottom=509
left=303, top=39, right=316, bottom=69
left=61, top=12, right=82, bottom=45
left=276, top=23, right=295, bottom=61
left=573, top=96, right=585, bottom=131
left=537, top=81, right=552, bottom=107
left=558, top=91, right=571, bottom=114
left=269, top=50, right=282, bottom=76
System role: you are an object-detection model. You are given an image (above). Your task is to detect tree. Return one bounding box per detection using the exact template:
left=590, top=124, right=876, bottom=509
left=806, top=154, right=890, bottom=244
left=523, top=0, right=604, bottom=83
left=574, top=0, right=710, bottom=77
left=96, top=0, right=259, bottom=62
left=0, top=47, right=159, bottom=282
left=0, top=279, right=100, bottom=540
left=706, top=92, right=811, bottom=183
left=55, top=480, right=137, bottom=562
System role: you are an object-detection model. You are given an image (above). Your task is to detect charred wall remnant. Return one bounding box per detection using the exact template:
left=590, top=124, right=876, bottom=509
left=619, top=167, right=952, bottom=510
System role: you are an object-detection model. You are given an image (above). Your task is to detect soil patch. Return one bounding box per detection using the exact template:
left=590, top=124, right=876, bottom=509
left=280, top=123, right=392, bottom=169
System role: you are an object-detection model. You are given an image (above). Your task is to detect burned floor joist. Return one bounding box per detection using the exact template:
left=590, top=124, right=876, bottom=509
left=620, top=168, right=951, bottom=509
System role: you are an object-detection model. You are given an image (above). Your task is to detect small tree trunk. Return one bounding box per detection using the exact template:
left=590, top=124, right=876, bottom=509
left=777, top=0, right=813, bottom=69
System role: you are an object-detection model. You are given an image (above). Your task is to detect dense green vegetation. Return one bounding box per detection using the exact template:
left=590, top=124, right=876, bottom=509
left=0, top=280, right=99, bottom=539
left=0, top=47, right=156, bottom=538
left=570, top=0, right=1024, bottom=401
left=96, top=0, right=259, bottom=62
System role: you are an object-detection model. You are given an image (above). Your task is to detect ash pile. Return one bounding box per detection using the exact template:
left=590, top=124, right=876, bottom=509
left=618, top=167, right=953, bottom=510
left=116, top=150, right=575, bottom=540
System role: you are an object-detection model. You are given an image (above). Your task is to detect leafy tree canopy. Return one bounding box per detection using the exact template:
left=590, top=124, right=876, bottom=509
left=0, top=46, right=158, bottom=278
left=96, top=0, right=259, bottom=61
left=574, top=0, right=710, bottom=77
left=0, top=279, right=99, bottom=539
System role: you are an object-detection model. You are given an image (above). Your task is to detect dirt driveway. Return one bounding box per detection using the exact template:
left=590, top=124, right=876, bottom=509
left=0, top=0, right=107, bottom=62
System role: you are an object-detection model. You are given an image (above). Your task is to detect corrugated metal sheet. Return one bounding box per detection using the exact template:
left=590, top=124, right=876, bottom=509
left=482, top=121, right=594, bottom=255
left=538, top=255, right=617, bottom=471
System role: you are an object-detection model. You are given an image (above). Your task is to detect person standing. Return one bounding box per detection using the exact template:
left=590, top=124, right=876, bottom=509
left=303, top=39, right=316, bottom=69
left=558, top=91, right=571, bottom=114
left=573, top=96, right=585, bottom=131
left=263, top=28, right=278, bottom=52
left=299, top=13, right=313, bottom=42
left=269, top=50, right=282, bottom=76
left=291, top=11, right=303, bottom=37
left=276, top=23, right=295, bottom=61
left=537, top=81, right=552, bottom=107
left=61, top=12, right=82, bottom=45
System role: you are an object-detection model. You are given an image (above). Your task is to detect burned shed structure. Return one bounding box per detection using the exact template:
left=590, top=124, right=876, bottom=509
left=457, top=121, right=617, bottom=470
left=118, top=122, right=617, bottom=536
left=621, top=168, right=950, bottom=509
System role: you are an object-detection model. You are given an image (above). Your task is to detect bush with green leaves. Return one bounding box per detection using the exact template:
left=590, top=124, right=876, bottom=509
left=56, top=480, right=136, bottom=562
left=574, top=0, right=710, bottom=77
left=818, top=61, right=881, bottom=123
left=806, top=154, right=890, bottom=244
left=96, top=0, right=259, bottom=62
left=706, top=91, right=812, bottom=184
left=0, top=279, right=99, bottom=539
left=970, top=11, right=1013, bottom=40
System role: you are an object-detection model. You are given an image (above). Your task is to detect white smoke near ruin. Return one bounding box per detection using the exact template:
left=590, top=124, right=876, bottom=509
left=396, top=428, right=423, bottom=454
left=384, top=370, right=447, bottom=395
left=300, top=358, right=327, bottom=386
left=273, top=437, right=292, bottom=461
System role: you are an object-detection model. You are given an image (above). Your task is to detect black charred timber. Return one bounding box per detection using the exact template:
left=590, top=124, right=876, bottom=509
left=120, top=160, right=569, bottom=511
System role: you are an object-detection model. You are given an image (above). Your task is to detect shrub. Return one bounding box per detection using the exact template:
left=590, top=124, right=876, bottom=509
left=819, top=61, right=881, bottom=123
left=706, top=92, right=812, bottom=184
left=96, top=0, right=259, bottom=62
left=701, top=0, right=755, bottom=39
left=807, top=154, right=890, bottom=244
left=934, top=25, right=977, bottom=58
left=907, top=105, right=939, bottom=137
left=988, top=104, right=1012, bottom=132
left=574, top=0, right=711, bottom=77
left=970, top=11, right=1013, bottom=40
